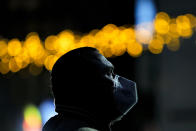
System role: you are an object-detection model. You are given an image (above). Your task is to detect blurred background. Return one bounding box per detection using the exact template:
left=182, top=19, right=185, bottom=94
left=0, top=0, right=196, bottom=131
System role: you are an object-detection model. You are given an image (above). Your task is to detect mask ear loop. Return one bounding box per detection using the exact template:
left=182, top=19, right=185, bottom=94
left=113, top=75, right=121, bottom=92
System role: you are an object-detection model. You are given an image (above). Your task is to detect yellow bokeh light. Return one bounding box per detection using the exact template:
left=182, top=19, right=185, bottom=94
left=16, top=48, right=31, bottom=69
left=101, top=47, right=113, bottom=58
left=8, top=39, right=22, bottom=56
left=0, top=62, right=9, bottom=74
left=34, top=49, right=48, bottom=67
left=9, top=58, right=21, bottom=72
left=167, top=38, right=180, bottom=51
left=127, top=42, right=143, bottom=57
left=102, top=24, right=118, bottom=34
left=156, top=12, right=170, bottom=22
left=148, top=35, right=164, bottom=54
left=162, top=34, right=172, bottom=44
left=169, top=19, right=180, bottom=38
left=55, top=30, right=75, bottom=55
left=24, top=33, right=44, bottom=60
left=0, top=40, right=8, bottom=57
left=154, top=12, right=170, bottom=35
left=121, top=28, right=135, bottom=43
left=176, top=15, right=192, bottom=38
left=1, top=54, right=11, bottom=63
left=110, top=42, right=127, bottom=57
left=79, top=34, right=96, bottom=48
left=0, top=12, right=195, bottom=74
left=45, top=35, right=58, bottom=51
left=185, top=14, right=196, bottom=28
left=109, top=31, right=127, bottom=56
left=29, top=64, right=43, bottom=76
left=14, top=56, right=24, bottom=69
left=154, top=19, right=170, bottom=34
left=44, top=55, right=59, bottom=71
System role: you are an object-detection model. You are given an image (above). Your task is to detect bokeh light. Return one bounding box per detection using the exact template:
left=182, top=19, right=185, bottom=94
left=23, top=104, right=42, bottom=131
left=8, top=39, right=22, bottom=56
left=135, top=0, right=156, bottom=44
left=148, top=35, right=164, bottom=54
left=135, top=0, right=156, bottom=24
left=0, top=40, right=8, bottom=57
left=166, top=38, right=180, bottom=51
left=9, top=58, right=21, bottom=72
left=127, top=41, right=143, bottom=57
left=176, top=15, right=192, bottom=38
left=154, top=12, right=170, bottom=34
left=29, top=64, right=43, bottom=76
left=39, top=99, right=57, bottom=125
left=135, top=23, right=154, bottom=44
left=0, top=61, right=9, bottom=74
left=0, top=12, right=196, bottom=74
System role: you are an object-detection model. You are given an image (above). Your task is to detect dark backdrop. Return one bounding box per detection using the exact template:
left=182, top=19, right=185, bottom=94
left=0, top=0, right=155, bottom=131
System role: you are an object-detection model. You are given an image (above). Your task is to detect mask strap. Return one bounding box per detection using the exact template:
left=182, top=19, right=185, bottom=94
left=113, top=75, right=122, bottom=91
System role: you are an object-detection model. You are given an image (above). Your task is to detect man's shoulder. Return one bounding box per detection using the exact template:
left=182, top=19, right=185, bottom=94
left=76, top=127, right=99, bottom=131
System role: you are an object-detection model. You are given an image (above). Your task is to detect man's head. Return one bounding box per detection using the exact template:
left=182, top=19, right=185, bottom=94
left=51, top=47, right=137, bottom=123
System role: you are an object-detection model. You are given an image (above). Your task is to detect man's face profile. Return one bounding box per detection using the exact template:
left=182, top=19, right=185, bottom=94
left=88, top=51, right=115, bottom=89
left=50, top=47, right=137, bottom=124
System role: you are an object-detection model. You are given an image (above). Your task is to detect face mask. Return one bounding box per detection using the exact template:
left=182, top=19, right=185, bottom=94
left=111, top=75, right=138, bottom=123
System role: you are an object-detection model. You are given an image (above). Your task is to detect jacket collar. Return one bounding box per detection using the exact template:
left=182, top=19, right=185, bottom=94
left=55, top=104, right=112, bottom=131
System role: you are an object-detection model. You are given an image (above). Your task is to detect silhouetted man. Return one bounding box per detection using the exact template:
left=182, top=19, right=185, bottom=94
left=43, top=47, right=137, bottom=131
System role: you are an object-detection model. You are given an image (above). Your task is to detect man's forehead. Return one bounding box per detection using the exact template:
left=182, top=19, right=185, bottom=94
left=99, top=54, right=113, bottom=68
left=90, top=51, right=114, bottom=71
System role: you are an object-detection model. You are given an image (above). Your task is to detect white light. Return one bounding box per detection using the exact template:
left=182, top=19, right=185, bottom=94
left=135, top=0, right=156, bottom=44
left=39, top=99, right=57, bottom=125
left=135, top=0, right=156, bottom=24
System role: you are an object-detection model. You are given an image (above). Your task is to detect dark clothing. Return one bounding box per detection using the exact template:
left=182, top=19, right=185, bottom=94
left=42, top=115, right=100, bottom=131
left=43, top=105, right=111, bottom=131
left=43, top=47, right=138, bottom=131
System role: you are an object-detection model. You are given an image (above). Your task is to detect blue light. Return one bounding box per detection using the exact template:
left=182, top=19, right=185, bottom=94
left=39, top=99, right=57, bottom=125
left=135, top=0, right=156, bottom=25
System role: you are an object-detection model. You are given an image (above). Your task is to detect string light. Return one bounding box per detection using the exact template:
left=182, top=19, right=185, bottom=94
left=0, top=12, right=196, bottom=74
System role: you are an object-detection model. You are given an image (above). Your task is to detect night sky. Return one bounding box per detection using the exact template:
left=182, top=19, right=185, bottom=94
left=0, top=0, right=156, bottom=131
